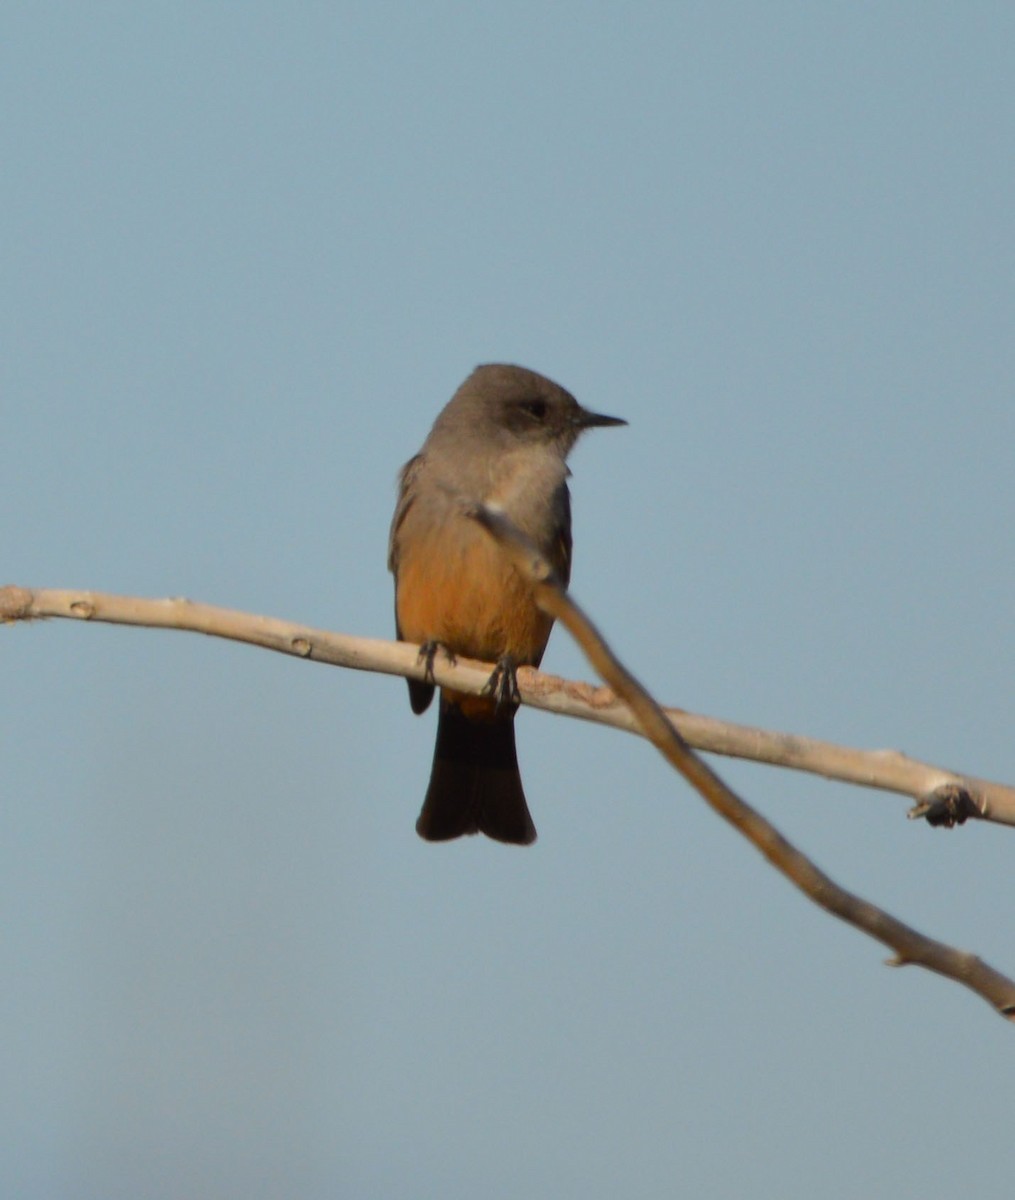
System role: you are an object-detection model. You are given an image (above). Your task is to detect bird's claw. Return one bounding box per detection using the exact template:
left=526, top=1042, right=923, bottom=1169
left=418, top=640, right=456, bottom=685
left=483, top=655, right=521, bottom=714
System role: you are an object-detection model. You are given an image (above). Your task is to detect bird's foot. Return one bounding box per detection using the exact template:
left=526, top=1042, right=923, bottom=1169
left=418, top=640, right=456, bottom=685
left=483, top=655, right=521, bottom=714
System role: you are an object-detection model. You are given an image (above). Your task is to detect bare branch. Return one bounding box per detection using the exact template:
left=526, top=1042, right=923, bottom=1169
left=465, top=508, right=1015, bottom=1022
left=5, top=578, right=1014, bottom=1013
left=3, top=584, right=1013, bottom=830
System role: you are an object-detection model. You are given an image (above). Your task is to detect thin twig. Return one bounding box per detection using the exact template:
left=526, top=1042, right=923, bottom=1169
left=465, top=508, right=1015, bottom=1022
left=2, top=584, right=1011, bottom=829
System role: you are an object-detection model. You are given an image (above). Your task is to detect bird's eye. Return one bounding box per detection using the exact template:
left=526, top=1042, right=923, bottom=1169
left=520, top=398, right=548, bottom=421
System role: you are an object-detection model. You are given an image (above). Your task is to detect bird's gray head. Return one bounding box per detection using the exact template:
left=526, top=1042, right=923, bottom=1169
left=432, top=363, right=626, bottom=458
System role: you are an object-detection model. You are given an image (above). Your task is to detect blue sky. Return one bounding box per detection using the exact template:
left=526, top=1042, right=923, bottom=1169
left=4, top=4, right=1014, bottom=1197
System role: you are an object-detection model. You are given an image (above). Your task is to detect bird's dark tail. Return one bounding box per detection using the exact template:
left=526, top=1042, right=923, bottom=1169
left=416, top=699, right=537, bottom=845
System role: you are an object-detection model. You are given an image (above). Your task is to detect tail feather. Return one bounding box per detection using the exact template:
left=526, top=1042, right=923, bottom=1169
left=416, top=700, right=537, bottom=845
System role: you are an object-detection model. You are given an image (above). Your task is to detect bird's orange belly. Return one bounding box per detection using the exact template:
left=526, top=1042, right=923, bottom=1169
left=396, top=523, right=553, bottom=667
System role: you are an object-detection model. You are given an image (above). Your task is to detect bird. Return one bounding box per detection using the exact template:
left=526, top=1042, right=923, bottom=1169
left=388, top=363, right=625, bottom=844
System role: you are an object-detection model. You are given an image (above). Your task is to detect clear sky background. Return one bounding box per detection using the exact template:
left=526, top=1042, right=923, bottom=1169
left=3, top=4, right=1014, bottom=1197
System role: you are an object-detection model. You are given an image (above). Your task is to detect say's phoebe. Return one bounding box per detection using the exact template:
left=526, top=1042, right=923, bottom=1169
left=388, top=363, right=625, bottom=845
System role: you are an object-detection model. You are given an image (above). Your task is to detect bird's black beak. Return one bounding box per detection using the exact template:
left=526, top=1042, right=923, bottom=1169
left=575, top=407, right=627, bottom=429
